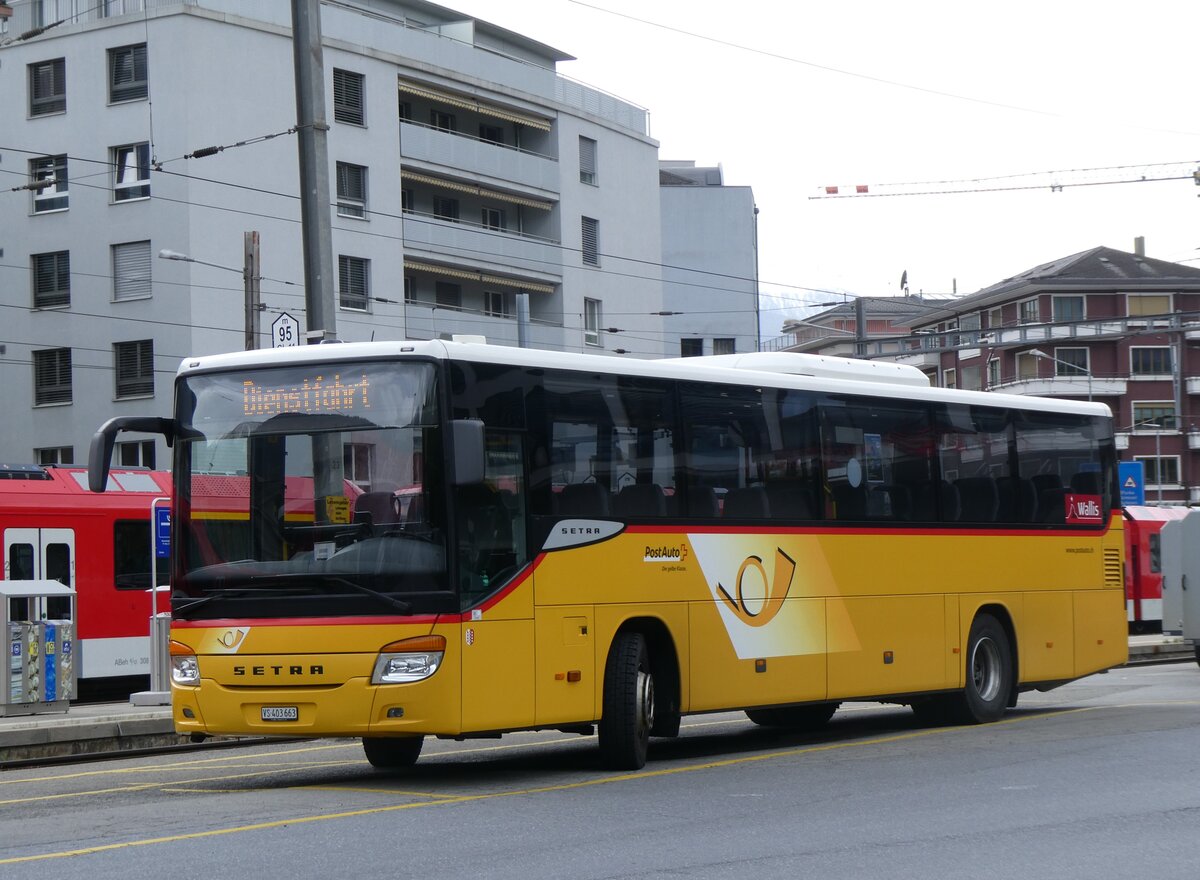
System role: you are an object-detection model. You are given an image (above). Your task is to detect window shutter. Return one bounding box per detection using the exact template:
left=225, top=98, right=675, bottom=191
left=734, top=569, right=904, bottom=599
left=113, top=241, right=152, bottom=300
left=30, top=59, right=66, bottom=115
left=115, top=340, right=154, bottom=397
left=339, top=256, right=369, bottom=310
left=581, top=217, right=599, bottom=266
left=33, top=252, right=70, bottom=308
left=334, top=69, right=364, bottom=125
left=109, top=44, right=148, bottom=102
left=579, top=136, right=597, bottom=184
left=34, top=349, right=72, bottom=405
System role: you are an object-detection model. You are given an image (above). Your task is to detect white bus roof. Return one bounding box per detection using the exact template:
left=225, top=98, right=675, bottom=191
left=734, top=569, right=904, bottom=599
left=176, top=340, right=1111, bottom=419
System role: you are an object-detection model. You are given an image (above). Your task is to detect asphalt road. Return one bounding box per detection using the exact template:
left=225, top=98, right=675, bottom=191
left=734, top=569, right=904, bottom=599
left=3, top=662, right=1199, bottom=879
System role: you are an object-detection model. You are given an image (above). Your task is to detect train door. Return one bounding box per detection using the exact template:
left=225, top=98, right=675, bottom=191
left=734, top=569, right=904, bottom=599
left=4, top=528, right=75, bottom=619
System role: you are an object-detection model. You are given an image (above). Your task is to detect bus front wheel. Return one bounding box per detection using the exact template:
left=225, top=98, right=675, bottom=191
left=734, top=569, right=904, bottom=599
left=599, top=632, right=654, bottom=770
left=362, top=735, right=424, bottom=769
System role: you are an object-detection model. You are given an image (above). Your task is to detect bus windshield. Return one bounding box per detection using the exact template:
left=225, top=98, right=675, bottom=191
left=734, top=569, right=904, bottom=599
left=172, top=361, right=451, bottom=619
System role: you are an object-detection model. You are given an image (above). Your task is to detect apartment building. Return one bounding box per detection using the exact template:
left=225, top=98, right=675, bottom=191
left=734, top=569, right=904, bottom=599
left=0, top=0, right=670, bottom=465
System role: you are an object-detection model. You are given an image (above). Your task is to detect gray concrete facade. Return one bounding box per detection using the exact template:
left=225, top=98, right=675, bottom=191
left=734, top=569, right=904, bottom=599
left=0, top=0, right=671, bottom=464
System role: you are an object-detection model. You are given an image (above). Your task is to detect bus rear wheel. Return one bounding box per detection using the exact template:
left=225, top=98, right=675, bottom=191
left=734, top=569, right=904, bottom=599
left=944, top=613, right=1012, bottom=724
left=599, top=632, right=654, bottom=770
left=362, top=735, right=424, bottom=769
left=746, top=702, right=839, bottom=729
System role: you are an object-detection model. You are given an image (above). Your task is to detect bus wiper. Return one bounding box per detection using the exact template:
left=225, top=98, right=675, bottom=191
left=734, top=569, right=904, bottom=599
left=174, top=587, right=261, bottom=615
left=247, top=573, right=413, bottom=614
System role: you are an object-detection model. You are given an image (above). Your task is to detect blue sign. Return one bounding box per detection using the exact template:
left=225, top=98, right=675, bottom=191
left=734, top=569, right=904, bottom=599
left=155, top=506, right=171, bottom=559
left=1119, top=461, right=1145, bottom=507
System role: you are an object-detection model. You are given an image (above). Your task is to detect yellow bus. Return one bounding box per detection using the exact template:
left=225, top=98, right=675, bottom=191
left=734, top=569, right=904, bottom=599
left=89, top=341, right=1127, bottom=770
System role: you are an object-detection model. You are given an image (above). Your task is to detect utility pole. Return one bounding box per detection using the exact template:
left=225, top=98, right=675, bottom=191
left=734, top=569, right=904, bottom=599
left=290, top=0, right=336, bottom=344
left=243, top=231, right=261, bottom=350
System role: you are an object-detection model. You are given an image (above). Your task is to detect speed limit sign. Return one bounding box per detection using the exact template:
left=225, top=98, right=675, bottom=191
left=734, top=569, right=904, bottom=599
left=271, top=312, right=299, bottom=348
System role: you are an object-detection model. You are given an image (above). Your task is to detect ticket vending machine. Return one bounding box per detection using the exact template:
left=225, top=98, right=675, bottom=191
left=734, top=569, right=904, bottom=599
left=1, top=579, right=76, bottom=716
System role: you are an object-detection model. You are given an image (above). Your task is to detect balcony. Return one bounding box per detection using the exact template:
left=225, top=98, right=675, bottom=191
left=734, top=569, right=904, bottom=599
left=402, top=212, right=561, bottom=285
left=400, top=123, right=559, bottom=194
left=991, top=375, right=1127, bottom=398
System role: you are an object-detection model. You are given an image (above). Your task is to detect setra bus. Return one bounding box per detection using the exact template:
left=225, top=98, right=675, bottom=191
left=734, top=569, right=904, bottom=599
left=88, top=341, right=1127, bottom=770
left=1, top=464, right=171, bottom=697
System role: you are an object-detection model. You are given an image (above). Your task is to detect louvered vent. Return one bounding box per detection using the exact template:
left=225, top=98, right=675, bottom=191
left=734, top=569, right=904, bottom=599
left=1104, top=548, right=1123, bottom=588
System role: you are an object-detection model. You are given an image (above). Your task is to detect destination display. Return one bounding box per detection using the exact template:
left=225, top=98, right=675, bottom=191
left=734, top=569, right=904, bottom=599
left=241, top=373, right=373, bottom=418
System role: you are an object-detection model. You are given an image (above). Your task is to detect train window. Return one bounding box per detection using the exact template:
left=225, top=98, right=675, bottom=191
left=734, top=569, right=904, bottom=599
left=113, top=520, right=169, bottom=590
left=8, top=543, right=34, bottom=580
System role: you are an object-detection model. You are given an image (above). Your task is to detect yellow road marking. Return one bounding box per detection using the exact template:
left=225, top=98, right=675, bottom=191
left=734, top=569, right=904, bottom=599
left=0, top=704, right=1116, bottom=866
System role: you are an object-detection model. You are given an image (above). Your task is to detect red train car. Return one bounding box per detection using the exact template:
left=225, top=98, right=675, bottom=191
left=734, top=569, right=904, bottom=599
left=1124, top=505, right=1190, bottom=632
left=1, top=464, right=171, bottom=696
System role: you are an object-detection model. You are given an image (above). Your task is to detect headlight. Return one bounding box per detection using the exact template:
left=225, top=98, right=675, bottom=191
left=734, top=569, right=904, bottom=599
left=169, top=640, right=200, bottom=686
left=372, top=635, right=446, bottom=684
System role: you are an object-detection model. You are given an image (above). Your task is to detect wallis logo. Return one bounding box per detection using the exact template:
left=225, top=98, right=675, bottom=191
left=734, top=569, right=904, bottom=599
left=715, top=548, right=796, bottom=627
left=1065, top=493, right=1103, bottom=524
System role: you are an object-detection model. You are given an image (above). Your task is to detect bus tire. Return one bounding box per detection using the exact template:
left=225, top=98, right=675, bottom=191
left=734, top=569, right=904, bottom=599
left=599, top=632, right=654, bottom=770
left=362, top=735, right=423, bottom=769
left=951, top=613, right=1012, bottom=724
left=746, top=702, right=839, bottom=729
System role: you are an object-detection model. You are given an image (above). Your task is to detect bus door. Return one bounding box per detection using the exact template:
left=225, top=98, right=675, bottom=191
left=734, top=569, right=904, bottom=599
left=4, top=528, right=75, bottom=620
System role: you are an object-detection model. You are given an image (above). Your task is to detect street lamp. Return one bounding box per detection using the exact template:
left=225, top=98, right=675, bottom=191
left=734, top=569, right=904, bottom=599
left=159, top=237, right=262, bottom=351
left=1029, top=348, right=1093, bottom=402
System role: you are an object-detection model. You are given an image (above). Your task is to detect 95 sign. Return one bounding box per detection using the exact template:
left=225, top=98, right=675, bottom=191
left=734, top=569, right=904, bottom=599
left=271, top=312, right=299, bottom=348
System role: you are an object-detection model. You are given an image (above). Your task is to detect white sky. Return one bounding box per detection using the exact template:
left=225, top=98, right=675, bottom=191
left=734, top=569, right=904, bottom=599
left=448, top=0, right=1200, bottom=338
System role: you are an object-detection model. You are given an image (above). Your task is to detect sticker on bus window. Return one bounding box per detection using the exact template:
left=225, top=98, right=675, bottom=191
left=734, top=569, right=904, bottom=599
left=1065, top=494, right=1103, bottom=524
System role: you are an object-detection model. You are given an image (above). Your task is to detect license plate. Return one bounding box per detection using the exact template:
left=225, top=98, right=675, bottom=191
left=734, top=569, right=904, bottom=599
left=261, top=706, right=298, bottom=722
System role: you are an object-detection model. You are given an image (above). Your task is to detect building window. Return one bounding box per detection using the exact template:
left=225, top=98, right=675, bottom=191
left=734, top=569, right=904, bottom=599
left=1018, top=298, right=1039, bottom=324
left=1136, top=455, right=1180, bottom=487
left=1016, top=351, right=1038, bottom=380
left=398, top=100, right=411, bottom=122
left=484, top=291, right=509, bottom=318
left=112, top=142, right=151, bottom=201
left=680, top=338, right=703, bottom=357
left=987, top=357, right=1000, bottom=389
left=114, top=340, right=154, bottom=398
left=108, top=43, right=147, bottom=102
left=1128, top=294, right=1170, bottom=320
left=35, top=446, right=74, bottom=465
left=113, top=241, right=151, bottom=301
left=581, top=216, right=599, bottom=266
left=333, top=68, right=364, bottom=125
left=336, top=162, right=367, bottom=218
left=435, top=282, right=461, bottom=308
left=118, top=440, right=156, bottom=468
left=988, top=307, right=1003, bottom=329
left=30, top=154, right=68, bottom=212
left=1052, top=347, right=1089, bottom=376
left=584, top=297, right=601, bottom=346
left=404, top=275, right=415, bottom=304
left=1052, top=295, right=1084, bottom=323
left=1133, top=403, right=1176, bottom=431
left=479, top=124, right=504, bottom=144
left=430, top=109, right=456, bottom=132
left=942, top=367, right=956, bottom=389
left=338, top=255, right=369, bottom=311
left=29, top=58, right=66, bottom=116
left=433, top=197, right=459, bottom=222
left=481, top=207, right=506, bottom=230
left=1131, top=347, right=1172, bottom=376
left=32, top=251, right=70, bottom=309
left=343, top=442, right=372, bottom=489
left=960, top=364, right=982, bottom=391
left=33, top=348, right=72, bottom=405
left=401, top=188, right=414, bottom=213
left=713, top=338, right=735, bottom=355
left=579, top=136, right=597, bottom=185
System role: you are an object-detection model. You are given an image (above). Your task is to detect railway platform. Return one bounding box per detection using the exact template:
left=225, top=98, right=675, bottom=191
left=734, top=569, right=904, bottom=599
left=1, top=634, right=1194, bottom=767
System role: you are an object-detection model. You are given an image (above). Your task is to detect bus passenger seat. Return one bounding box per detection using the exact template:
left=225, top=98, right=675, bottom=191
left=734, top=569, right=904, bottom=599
left=354, top=491, right=400, bottom=532
left=955, top=477, right=999, bottom=522
left=723, top=486, right=770, bottom=518
left=766, top=483, right=816, bottom=520
left=995, top=476, right=1037, bottom=523
left=830, top=483, right=867, bottom=520
left=1070, top=472, right=1102, bottom=495
left=686, top=486, right=719, bottom=518
left=558, top=482, right=610, bottom=518
left=614, top=484, right=667, bottom=518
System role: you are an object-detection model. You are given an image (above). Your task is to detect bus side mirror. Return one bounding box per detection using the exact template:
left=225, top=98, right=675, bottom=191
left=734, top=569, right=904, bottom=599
left=88, top=416, right=176, bottom=492
left=450, top=419, right=486, bottom=487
